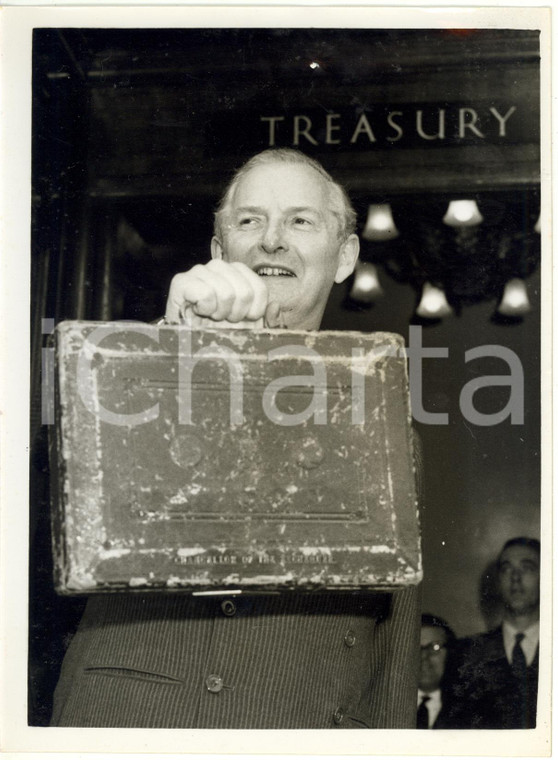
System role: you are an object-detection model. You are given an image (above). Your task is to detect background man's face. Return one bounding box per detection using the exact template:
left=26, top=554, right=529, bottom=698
left=498, top=544, right=540, bottom=617
left=212, top=162, right=356, bottom=329
left=419, top=626, right=448, bottom=693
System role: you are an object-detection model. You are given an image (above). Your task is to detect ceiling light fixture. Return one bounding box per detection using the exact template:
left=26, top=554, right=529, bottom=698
left=443, top=200, right=484, bottom=227
left=362, top=204, right=399, bottom=241
left=416, top=282, right=453, bottom=319
left=349, top=261, right=384, bottom=304
left=497, top=278, right=531, bottom=317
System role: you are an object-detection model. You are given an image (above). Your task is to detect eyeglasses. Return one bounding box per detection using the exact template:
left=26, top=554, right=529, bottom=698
left=420, top=642, right=446, bottom=656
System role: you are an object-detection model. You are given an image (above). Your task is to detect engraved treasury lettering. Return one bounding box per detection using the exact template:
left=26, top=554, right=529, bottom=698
left=174, top=552, right=336, bottom=566
left=175, top=553, right=239, bottom=565
left=260, top=106, right=518, bottom=146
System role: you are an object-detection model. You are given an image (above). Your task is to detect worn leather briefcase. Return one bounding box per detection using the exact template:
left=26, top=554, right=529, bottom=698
left=49, top=320, right=421, bottom=593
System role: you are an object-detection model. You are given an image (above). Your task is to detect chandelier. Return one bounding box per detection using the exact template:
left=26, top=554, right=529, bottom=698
left=349, top=191, right=541, bottom=323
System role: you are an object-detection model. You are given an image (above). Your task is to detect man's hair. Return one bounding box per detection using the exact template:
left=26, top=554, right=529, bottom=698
left=421, top=613, right=456, bottom=644
left=498, top=536, right=541, bottom=565
left=213, top=148, right=357, bottom=241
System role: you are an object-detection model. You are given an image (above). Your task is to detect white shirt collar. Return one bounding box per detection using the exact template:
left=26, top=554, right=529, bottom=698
left=502, top=620, right=539, bottom=666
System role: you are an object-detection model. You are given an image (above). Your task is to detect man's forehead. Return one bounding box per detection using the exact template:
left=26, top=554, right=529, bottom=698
left=231, top=162, right=330, bottom=206
left=421, top=626, right=447, bottom=643
left=500, top=545, right=539, bottom=565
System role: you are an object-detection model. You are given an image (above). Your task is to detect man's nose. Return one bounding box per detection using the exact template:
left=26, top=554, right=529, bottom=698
left=260, top=220, right=288, bottom=253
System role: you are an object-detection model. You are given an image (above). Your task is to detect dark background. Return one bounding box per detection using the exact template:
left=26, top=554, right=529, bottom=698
left=30, top=28, right=541, bottom=725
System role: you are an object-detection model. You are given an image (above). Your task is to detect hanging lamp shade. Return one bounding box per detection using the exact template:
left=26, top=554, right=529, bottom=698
left=362, top=204, right=399, bottom=241
left=534, top=213, right=541, bottom=234
left=497, top=278, right=531, bottom=317
left=443, top=200, right=484, bottom=227
left=416, top=282, right=453, bottom=319
left=349, top=261, right=384, bottom=303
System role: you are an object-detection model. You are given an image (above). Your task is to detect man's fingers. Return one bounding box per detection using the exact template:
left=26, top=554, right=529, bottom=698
left=205, top=260, right=260, bottom=322
left=165, top=261, right=270, bottom=324
left=192, top=264, right=239, bottom=320
left=232, top=265, right=269, bottom=321
left=165, top=271, right=217, bottom=323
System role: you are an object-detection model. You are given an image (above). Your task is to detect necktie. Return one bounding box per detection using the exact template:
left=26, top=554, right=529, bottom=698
left=417, top=695, right=431, bottom=729
left=511, top=632, right=527, bottom=679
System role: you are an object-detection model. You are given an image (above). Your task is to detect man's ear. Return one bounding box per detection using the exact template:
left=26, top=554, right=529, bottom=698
left=211, top=236, right=224, bottom=260
left=334, top=234, right=360, bottom=284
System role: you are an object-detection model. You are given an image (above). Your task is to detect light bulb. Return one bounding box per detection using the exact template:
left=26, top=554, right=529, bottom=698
left=349, top=262, right=383, bottom=303
left=362, top=204, right=399, bottom=241
left=534, top=213, right=541, bottom=234
left=497, top=278, right=531, bottom=317
left=416, top=282, right=453, bottom=319
left=443, top=200, right=484, bottom=227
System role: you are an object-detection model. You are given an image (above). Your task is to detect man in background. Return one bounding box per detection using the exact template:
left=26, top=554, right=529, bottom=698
left=417, top=613, right=465, bottom=729
left=455, top=537, right=540, bottom=729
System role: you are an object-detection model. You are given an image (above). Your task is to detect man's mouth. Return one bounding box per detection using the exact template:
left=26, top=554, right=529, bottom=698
left=254, top=265, right=296, bottom=277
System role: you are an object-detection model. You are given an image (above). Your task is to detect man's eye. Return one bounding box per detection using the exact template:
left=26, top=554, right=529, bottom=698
left=293, top=217, right=313, bottom=227
left=238, top=217, right=260, bottom=227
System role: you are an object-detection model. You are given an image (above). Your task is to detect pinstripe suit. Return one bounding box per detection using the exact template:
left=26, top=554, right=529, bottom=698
left=51, top=584, right=419, bottom=728
left=51, top=436, right=423, bottom=729
left=50, top=426, right=423, bottom=728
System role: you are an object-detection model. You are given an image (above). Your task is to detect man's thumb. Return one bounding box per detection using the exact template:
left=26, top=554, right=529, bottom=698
left=264, top=301, right=283, bottom=328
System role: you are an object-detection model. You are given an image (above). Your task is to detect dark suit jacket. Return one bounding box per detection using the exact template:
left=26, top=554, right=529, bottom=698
left=451, top=627, right=538, bottom=729
left=50, top=585, right=419, bottom=728
left=430, top=687, right=474, bottom=729
left=417, top=658, right=470, bottom=729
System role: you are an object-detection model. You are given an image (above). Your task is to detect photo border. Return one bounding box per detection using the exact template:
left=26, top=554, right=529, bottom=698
left=0, top=4, right=552, bottom=757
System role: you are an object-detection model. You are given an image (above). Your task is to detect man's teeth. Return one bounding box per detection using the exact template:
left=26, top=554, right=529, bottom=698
left=257, top=267, right=295, bottom=277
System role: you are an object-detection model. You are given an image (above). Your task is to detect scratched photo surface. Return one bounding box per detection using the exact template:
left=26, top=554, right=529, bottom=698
left=29, top=28, right=541, bottom=728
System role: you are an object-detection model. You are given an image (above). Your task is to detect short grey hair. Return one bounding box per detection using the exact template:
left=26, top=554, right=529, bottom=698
left=214, top=148, right=357, bottom=241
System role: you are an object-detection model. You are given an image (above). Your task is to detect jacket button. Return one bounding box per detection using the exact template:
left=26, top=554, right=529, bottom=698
left=206, top=674, right=223, bottom=693
left=333, top=707, right=344, bottom=725
left=221, top=599, right=236, bottom=617
left=344, top=630, right=356, bottom=647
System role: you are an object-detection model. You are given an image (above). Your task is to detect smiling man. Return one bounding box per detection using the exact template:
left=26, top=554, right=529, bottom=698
left=455, top=537, right=540, bottom=729
left=50, top=149, right=420, bottom=729
left=165, top=149, right=359, bottom=329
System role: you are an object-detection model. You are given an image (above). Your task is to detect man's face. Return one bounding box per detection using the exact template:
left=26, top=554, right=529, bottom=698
left=211, top=162, right=358, bottom=330
left=498, top=544, right=540, bottom=618
left=419, top=626, right=448, bottom=693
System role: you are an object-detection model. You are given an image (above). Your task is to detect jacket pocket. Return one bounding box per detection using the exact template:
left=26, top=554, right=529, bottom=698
left=83, top=665, right=182, bottom=684
left=343, top=714, right=372, bottom=729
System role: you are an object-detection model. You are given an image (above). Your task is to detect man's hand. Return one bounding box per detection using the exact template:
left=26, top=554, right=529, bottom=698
left=165, top=260, right=282, bottom=327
